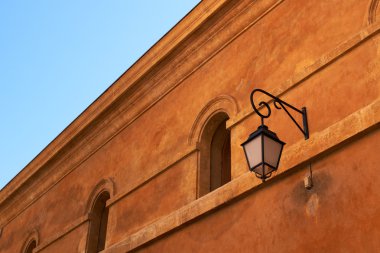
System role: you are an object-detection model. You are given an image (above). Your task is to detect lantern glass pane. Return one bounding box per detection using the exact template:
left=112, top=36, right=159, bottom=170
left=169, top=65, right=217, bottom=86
left=252, top=164, right=263, bottom=175
left=263, top=135, right=283, bottom=168
left=252, top=164, right=275, bottom=178
left=243, top=134, right=262, bottom=169
left=264, top=164, right=275, bottom=175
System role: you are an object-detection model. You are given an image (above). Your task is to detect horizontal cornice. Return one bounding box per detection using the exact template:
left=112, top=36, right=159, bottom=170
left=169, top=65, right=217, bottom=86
left=0, top=0, right=284, bottom=227
left=0, top=0, right=225, bottom=205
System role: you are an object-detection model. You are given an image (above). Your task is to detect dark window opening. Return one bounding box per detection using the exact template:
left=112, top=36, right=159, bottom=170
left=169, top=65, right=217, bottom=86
left=199, top=112, right=231, bottom=197
left=210, top=120, right=231, bottom=191
left=87, top=191, right=110, bottom=253
left=24, top=240, right=36, bottom=253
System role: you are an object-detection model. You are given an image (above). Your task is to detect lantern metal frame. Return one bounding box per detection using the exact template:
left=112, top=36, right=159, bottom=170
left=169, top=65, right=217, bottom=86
left=242, top=88, right=309, bottom=182
left=241, top=125, right=285, bottom=181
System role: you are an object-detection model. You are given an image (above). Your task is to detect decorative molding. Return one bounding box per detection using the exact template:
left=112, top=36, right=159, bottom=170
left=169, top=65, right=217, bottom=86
left=104, top=98, right=380, bottom=253
left=0, top=2, right=377, bottom=251
left=0, top=0, right=229, bottom=207
left=85, top=178, right=115, bottom=215
left=369, top=0, right=379, bottom=24
left=0, top=0, right=224, bottom=209
left=0, top=0, right=281, bottom=227
left=2, top=15, right=380, bottom=232
left=188, top=95, right=239, bottom=145
left=2, top=0, right=380, bottom=236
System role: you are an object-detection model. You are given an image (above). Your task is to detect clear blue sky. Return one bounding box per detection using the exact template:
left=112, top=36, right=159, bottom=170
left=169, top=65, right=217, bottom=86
left=0, top=1, right=200, bottom=189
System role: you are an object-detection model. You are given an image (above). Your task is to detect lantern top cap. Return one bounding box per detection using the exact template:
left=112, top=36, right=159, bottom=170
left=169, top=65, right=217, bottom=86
left=241, top=124, right=286, bottom=146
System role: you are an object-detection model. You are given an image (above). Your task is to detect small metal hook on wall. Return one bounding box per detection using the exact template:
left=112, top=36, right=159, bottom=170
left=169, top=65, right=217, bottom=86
left=304, top=163, right=313, bottom=190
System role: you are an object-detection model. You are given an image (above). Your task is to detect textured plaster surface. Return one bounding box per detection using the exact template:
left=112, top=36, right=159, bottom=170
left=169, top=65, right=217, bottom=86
left=0, top=0, right=379, bottom=252
left=135, top=129, right=380, bottom=253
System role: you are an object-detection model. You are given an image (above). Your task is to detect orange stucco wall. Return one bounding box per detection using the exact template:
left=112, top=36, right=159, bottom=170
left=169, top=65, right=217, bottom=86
left=137, top=129, right=380, bottom=253
left=0, top=0, right=379, bottom=252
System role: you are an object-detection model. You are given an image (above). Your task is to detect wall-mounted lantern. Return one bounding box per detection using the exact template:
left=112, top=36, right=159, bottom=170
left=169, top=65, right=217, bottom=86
left=241, top=89, right=309, bottom=182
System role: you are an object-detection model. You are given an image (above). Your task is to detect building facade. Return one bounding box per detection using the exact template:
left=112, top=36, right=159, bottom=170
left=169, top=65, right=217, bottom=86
left=1, top=0, right=380, bottom=252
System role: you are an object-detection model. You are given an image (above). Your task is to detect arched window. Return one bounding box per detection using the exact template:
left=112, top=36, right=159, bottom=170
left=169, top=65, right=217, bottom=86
left=198, top=112, right=231, bottom=197
left=24, top=240, right=36, bottom=253
left=87, top=191, right=110, bottom=253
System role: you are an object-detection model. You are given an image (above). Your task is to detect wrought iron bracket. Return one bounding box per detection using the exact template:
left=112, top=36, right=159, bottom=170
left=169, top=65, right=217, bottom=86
left=250, top=89, right=309, bottom=140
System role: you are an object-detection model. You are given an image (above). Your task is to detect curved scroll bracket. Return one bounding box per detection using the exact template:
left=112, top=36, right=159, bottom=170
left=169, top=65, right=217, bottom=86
left=250, top=89, right=309, bottom=140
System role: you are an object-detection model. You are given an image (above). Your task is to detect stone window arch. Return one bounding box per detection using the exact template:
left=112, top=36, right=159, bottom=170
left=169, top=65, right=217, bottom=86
left=368, top=0, right=379, bottom=24
left=189, top=95, right=238, bottom=198
left=23, top=240, right=36, bottom=253
left=22, top=230, right=38, bottom=253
